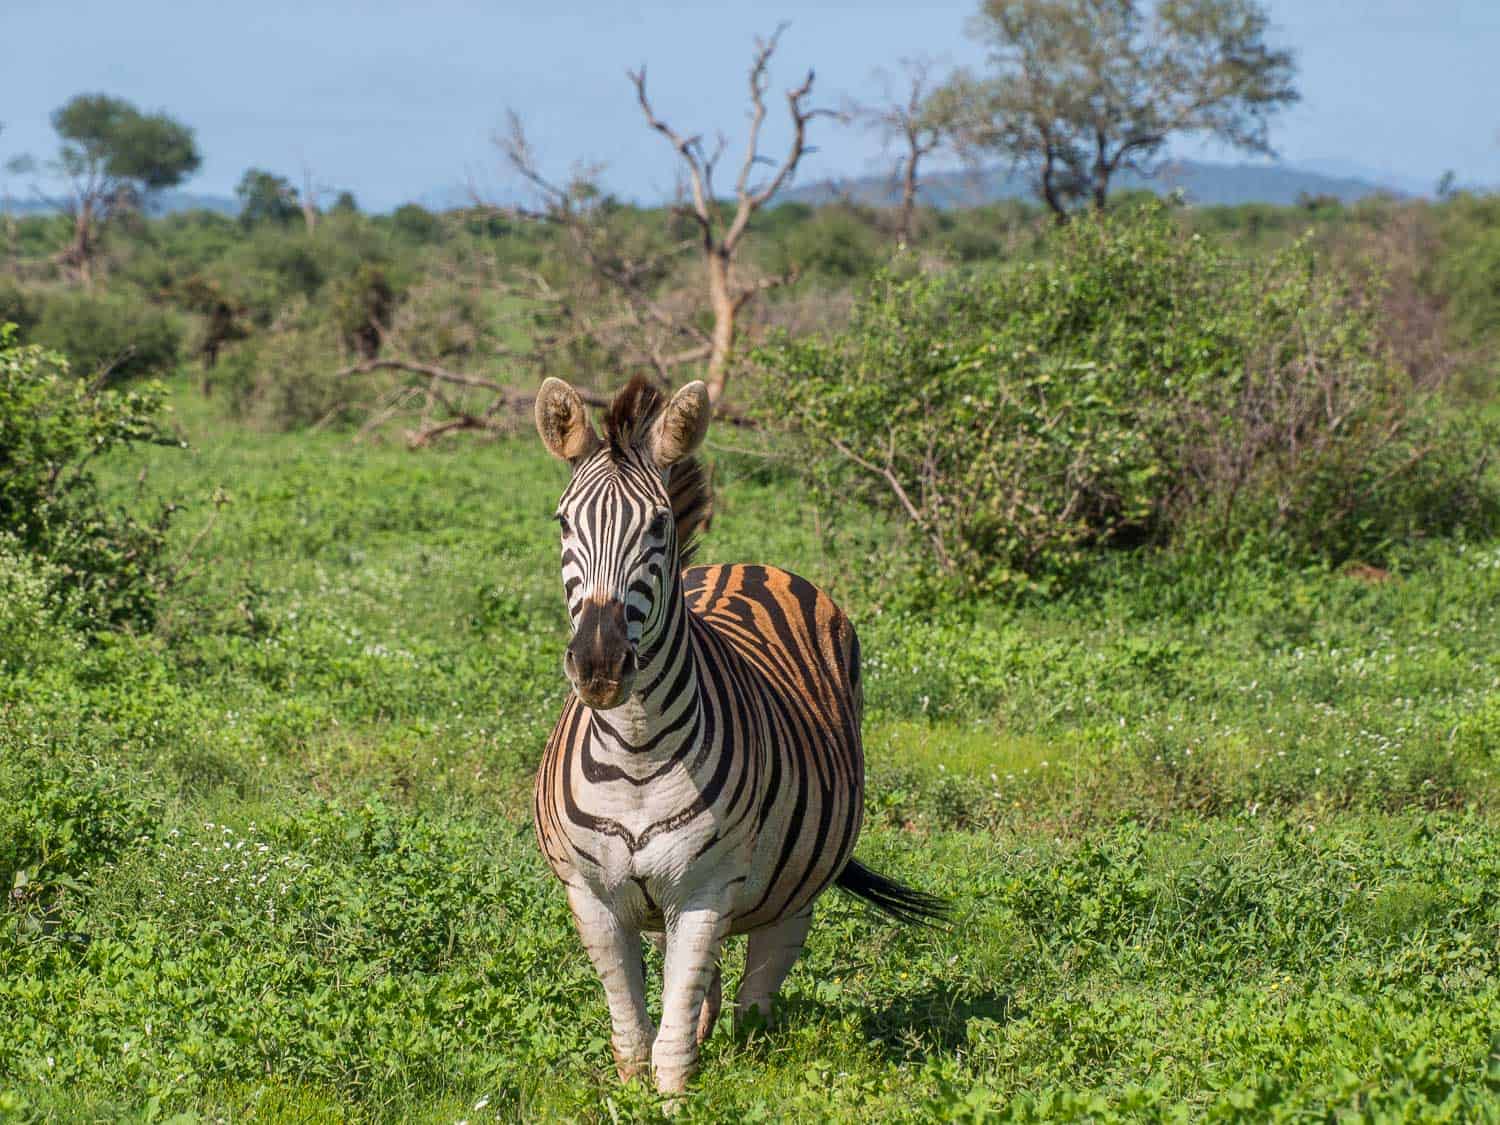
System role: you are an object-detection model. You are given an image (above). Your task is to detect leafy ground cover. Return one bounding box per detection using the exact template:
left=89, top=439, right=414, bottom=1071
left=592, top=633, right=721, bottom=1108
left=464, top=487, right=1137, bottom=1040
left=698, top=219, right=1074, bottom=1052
left=3, top=392, right=1499, bottom=1121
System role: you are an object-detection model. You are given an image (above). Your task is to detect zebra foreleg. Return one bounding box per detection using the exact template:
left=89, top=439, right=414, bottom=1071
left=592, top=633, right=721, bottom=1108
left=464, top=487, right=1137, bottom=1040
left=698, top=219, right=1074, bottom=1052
left=566, top=885, right=654, bottom=1082
left=735, top=906, right=813, bottom=1024
left=697, top=962, right=723, bottom=1045
left=647, top=931, right=722, bottom=1047
left=652, top=902, right=730, bottom=1094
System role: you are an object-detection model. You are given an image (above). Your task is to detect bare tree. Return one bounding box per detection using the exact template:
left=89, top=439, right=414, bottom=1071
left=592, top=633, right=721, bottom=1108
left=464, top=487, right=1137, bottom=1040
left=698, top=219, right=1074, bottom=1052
left=629, top=25, right=830, bottom=404
left=846, top=57, right=956, bottom=245
left=496, top=112, right=713, bottom=386
left=342, top=32, right=826, bottom=442
left=944, top=0, right=1299, bottom=221
left=297, top=158, right=330, bottom=234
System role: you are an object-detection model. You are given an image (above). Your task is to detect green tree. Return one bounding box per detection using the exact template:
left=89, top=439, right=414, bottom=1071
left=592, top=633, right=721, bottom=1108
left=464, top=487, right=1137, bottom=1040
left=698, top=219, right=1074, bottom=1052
left=942, top=0, right=1298, bottom=220
left=235, top=168, right=300, bottom=227
left=49, top=94, right=201, bottom=279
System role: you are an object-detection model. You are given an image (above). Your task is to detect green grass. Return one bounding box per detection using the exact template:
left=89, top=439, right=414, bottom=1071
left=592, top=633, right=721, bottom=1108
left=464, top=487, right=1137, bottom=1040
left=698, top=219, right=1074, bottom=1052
left=3, top=390, right=1500, bottom=1121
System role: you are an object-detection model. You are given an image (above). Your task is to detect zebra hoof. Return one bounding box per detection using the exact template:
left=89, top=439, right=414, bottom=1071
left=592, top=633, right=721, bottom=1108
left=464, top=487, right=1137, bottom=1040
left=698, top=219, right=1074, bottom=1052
left=612, top=1038, right=652, bottom=1083
left=652, top=1053, right=696, bottom=1096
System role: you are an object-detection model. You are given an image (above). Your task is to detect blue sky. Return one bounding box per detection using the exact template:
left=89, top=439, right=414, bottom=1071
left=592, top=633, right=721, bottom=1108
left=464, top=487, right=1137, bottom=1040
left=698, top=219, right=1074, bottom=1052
left=3, top=0, right=1498, bottom=211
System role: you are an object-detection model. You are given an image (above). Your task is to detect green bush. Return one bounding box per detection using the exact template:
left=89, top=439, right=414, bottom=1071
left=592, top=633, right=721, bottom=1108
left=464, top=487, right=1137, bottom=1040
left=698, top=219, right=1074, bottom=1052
left=766, top=204, right=885, bottom=281
left=390, top=202, right=445, bottom=243
left=30, top=291, right=183, bottom=383
left=0, top=536, right=82, bottom=674
left=214, top=306, right=352, bottom=430
left=0, top=738, right=160, bottom=940
left=330, top=263, right=398, bottom=359
left=755, top=205, right=1498, bottom=593
left=1435, top=200, right=1500, bottom=358
left=0, top=279, right=42, bottom=336
left=0, top=324, right=181, bottom=629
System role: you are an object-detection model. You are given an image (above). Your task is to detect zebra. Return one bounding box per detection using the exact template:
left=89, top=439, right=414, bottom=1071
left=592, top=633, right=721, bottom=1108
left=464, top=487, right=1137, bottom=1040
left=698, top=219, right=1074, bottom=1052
left=531, top=374, right=944, bottom=1094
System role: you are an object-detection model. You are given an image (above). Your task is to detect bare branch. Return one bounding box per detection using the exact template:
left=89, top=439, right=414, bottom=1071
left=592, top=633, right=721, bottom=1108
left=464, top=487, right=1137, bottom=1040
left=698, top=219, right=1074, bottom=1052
left=629, top=65, right=713, bottom=231
left=828, top=436, right=954, bottom=571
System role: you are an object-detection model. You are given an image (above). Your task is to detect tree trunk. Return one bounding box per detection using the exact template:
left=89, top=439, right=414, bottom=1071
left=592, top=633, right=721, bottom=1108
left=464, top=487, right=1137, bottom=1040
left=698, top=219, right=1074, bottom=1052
left=69, top=201, right=95, bottom=286
left=704, top=248, right=736, bottom=404
left=1092, top=131, right=1110, bottom=212
left=898, top=150, right=919, bottom=245
left=1040, top=151, right=1068, bottom=225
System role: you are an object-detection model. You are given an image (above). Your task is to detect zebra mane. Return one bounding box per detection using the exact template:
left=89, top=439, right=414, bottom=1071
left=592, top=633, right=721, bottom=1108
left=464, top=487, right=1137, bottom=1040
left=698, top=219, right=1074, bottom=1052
left=603, top=375, right=712, bottom=568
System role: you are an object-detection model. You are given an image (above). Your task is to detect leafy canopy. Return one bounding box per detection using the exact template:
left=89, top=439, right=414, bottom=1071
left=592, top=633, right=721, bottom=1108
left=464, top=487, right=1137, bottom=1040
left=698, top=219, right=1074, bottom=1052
left=235, top=168, right=302, bottom=227
left=52, top=93, right=201, bottom=198
left=941, top=0, right=1299, bottom=216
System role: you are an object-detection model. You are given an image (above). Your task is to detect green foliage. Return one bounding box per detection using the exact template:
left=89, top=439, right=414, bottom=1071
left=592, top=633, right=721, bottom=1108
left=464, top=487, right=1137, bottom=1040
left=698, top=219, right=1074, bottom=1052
left=767, top=204, right=885, bottom=281
left=329, top=263, right=397, bottom=359
left=948, top=0, right=1298, bottom=217
left=51, top=93, right=201, bottom=195
left=1, top=738, right=160, bottom=941
left=0, top=325, right=180, bottom=629
left=389, top=202, right=445, bottom=243
left=30, top=290, right=183, bottom=383
left=0, top=279, right=41, bottom=336
left=756, top=205, right=1498, bottom=593
left=0, top=537, right=81, bottom=674
left=1434, top=194, right=1500, bottom=374
left=0, top=398, right=1495, bottom=1118
left=234, top=167, right=300, bottom=227
left=213, top=304, right=350, bottom=429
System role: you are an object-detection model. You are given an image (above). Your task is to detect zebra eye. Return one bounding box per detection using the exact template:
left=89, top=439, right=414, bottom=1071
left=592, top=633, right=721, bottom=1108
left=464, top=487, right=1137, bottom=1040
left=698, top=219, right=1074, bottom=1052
left=648, top=511, right=671, bottom=539
left=556, top=513, right=572, bottom=537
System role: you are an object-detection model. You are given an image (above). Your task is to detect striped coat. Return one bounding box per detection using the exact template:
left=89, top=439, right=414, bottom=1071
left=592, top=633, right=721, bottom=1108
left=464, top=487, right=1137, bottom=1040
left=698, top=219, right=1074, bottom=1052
left=531, top=375, right=941, bottom=1094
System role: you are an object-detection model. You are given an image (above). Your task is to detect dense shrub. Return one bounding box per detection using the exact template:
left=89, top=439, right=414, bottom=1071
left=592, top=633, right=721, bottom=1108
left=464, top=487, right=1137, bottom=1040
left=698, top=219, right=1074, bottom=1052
left=766, top=204, right=885, bottom=281
left=240, top=230, right=327, bottom=300
left=214, top=304, right=352, bottom=430
left=30, top=291, right=183, bottom=383
left=1434, top=195, right=1500, bottom=370
left=0, top=279, right=42, bottom=336
left=0, top=537, right=81, bottom=674
left=330, top=263, right=398, bottom=359
left=0, top=324, right=180, bottom=629
left=0, top=738, right=160, bottom=940
left=390, top=202, right=445, bottom=242
left=755, top=205, right=1498, bottom=593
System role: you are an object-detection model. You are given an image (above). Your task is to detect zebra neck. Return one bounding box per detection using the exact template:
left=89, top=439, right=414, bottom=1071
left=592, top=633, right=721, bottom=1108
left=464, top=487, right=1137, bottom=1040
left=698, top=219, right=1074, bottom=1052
left=587, top=577, right=702, bottom=760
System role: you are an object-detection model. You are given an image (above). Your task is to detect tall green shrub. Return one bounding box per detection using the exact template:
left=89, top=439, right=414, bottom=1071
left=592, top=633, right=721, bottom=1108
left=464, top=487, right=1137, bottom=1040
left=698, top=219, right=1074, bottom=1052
left=31, top=292, right=183, bottom=383
left=0, top=324, right=181, bottom=629
left=754, top=206, right=1496, bottom=593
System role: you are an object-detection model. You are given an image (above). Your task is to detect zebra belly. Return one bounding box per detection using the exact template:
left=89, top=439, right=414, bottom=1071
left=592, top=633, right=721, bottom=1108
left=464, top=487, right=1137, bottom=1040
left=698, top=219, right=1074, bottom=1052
left=725, top=776, right=860, bottom=935
left=552, top=775, right=756, bottom=930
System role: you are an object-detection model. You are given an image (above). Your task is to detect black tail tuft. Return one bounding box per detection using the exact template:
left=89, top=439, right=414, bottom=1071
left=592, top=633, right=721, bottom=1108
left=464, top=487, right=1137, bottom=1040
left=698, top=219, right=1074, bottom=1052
left=835, top=859, right=949, bottom=927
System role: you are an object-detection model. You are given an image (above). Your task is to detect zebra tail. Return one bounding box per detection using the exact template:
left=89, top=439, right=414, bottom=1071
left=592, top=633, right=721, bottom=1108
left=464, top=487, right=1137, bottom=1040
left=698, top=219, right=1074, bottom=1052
left=835, top=859, right=949, bottom=926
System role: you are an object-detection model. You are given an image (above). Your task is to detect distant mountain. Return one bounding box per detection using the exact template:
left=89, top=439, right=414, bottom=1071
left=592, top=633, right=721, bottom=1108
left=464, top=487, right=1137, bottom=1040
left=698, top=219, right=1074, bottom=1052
left=784, top=159, right=1408, bottom=210
left=0, top=159, right=1410, bottom=220
left=3, top=190, right=239, bottom=216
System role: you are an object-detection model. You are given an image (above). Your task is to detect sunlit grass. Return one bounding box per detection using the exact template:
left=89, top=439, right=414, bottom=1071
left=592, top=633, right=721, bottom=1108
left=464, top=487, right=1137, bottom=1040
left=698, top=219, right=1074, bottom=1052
left=3, top=389, right=1499, bottom=1120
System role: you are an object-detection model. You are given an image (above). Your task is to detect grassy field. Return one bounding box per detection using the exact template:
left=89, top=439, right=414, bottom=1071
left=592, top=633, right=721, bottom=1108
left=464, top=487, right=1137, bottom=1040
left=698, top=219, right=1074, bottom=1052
left=4, top=391, right=1500, bottom=1122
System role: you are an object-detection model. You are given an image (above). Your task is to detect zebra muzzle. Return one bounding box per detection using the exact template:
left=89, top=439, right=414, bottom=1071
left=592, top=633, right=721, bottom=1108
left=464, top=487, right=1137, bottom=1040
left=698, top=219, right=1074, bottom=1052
left=565, top=597, right=637, bottom=709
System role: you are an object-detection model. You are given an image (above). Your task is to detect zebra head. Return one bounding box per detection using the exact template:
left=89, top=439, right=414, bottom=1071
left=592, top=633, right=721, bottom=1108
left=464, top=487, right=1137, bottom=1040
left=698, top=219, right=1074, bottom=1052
left=535, top=376, right=711, bottom=709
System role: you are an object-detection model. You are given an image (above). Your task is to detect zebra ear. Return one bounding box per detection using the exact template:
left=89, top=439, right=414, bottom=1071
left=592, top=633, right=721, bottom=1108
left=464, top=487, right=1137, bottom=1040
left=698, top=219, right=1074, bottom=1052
left=649, top=380, right=711, bottom=468
left=535, top=378, right=601, bottom=464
